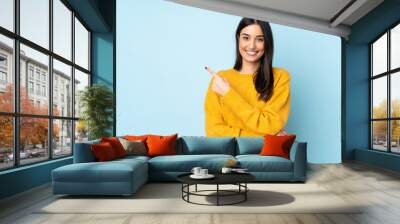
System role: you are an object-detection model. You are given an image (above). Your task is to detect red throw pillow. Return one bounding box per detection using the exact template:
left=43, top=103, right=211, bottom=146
left=101, top=137, right=127, bottom=158
left=91, top=142, right=117, bottom=161
left=146, top=134, right=178, bottom=157
left=260, top=134, right=296, bottom=159
left=124, top=135, right=150, bottom=141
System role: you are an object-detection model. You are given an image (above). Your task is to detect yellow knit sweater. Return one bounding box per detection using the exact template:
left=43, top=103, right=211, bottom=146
left=204, top=68, right=291, bottom=137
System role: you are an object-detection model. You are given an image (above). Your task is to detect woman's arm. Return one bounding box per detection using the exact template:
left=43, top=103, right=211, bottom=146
left=220, top=71, right=291, bottom=135
left=205, top=83, right=242, bottom=137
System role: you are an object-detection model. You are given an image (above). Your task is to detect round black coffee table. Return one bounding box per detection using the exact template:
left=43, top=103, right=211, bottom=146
left=177, top=173, right=255, bottom=206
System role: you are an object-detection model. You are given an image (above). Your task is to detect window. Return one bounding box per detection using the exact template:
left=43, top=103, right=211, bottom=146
left=0, top=116, right=13, bottom=170
left=0, top=55, right=7, bottom=67
left=0, top=0, right=91, bottom=170
left=0, top=0, right=14, bottom=32
left=35, top=70, right=40, bottom=81
left=28, top=81, right=34, bottom=94
left=53, top=0, right=72, bottom=60
left=371, top=23, right=400, bottom=154
left=0, top=35, right=13, bottom=113
left=53, top=59, right=71, bottom=117
left=42, top=85, right=46, bottom=97
left=36, top=83, right=40, bottom=95
left=0, top=71, right=6, bottom=84
left=20, top=0, right=49, bottom=49
left=28, top=67, right=34, bottom=80
left=75, top=18, right=89, bottom=70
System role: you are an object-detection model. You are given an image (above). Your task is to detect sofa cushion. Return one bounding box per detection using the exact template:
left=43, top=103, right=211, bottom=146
left=260, top=134, right=296, bottom=159
left=177, top=136, right=236, bottom=155
left=118, top=138, right=147, bottom=156
left=236, top=155, right=293, bottom=172
left=236, top=137, right=263, bottom=155
left=73, top=139, right=100, bottom=163
left=101, top=137, right=127, bottom=158
left=147, top=134, right=178, bottom=157
left=148, top=154, right=235, bottom=172
left=52, top=159, right=147, bottom=183
left=91, top=142, right=118, bottom=161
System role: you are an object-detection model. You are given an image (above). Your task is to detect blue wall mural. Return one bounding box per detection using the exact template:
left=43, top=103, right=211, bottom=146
left=116, top=0, right=342, bottom=163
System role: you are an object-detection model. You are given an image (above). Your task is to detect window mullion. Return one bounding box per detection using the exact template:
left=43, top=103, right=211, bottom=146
left=388, top=30, right=391, bottom=153
left=370, top=45, right=373, bottom=149
left=71, top=10, right=76, bottom=155
left=49, top=0, right=53, bottom=160
left=13, top=0, right=20, bottom=167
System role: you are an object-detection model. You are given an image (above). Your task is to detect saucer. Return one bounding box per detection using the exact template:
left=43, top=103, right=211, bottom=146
left=190, top=174, right=215, bottom=179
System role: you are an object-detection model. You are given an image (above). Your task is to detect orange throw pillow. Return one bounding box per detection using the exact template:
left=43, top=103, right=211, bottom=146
left=124, top=135, right=150, bottom=141
left=91, top=142, right=117, bottom=161
left=101, top=137, right=127, bottom=158
left=146, top=134, right=178, bottom=157
left=260, top=134, right=296, bottom=159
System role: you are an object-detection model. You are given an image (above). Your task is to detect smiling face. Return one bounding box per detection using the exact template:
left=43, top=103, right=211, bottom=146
left=238, top=24, right=265, bottom=65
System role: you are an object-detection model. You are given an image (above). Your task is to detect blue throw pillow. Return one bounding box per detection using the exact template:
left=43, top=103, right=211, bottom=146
left=236, top=137, right=263, bottom=155
left=177, top=136, right=235, bottom=155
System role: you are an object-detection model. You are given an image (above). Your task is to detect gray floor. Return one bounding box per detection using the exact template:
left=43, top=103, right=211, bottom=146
left=1, top=162, right=400, bottom=224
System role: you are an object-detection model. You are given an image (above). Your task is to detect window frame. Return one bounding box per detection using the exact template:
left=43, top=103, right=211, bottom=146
left=370, top=21, right=400, bottom=154
left=0, top=0, right=92, bottom=171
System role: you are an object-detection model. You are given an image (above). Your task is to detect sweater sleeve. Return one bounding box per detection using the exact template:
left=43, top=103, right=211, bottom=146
left=220, top=71, right=291, bottom=135
left=204, top=82, right=241, bottom=137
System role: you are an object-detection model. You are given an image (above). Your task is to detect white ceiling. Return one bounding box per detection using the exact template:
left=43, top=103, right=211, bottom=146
left=167, top=0, right=384, bottom=38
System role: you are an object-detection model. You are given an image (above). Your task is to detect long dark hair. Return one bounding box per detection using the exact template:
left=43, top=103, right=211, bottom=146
left=234, top=18, right=274, bottom=102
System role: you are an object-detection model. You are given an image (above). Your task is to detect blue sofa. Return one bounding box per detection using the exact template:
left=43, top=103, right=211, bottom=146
left=52, top=136, right=307, bottom=196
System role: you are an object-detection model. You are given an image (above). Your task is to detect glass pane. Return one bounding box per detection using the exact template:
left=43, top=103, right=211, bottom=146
left=391, top=24, right=400, bottom=70
left=372, top=33, right=387, bottom=76
left=372, top=77, right=387, bottom=119
left=372, top=121, right=388, bottom=151
left=391, top=120, right=400, bottom=153
left=74, top=17, right=89, bottom=70
left=74, top=69, right=89, bottom=118
left=75, top=120, right=88, bottom=143
left=20, top=117, right=49, bottom=165
left=0, top=0, right=14, bottom=31
left=0, top=34, right=14, bottom=113
left=392, top=72, right=400, bottom=118
left=53, top=59, right=72, bottom=117
left=20, top=0, right=49, bottom=49
left=0, top=116, right=13, bottom=170
left=53, top=0, right=72, bottom=60
left=53, top=119, right=72, bottom=157
left=20, top=44, right=49, bottom=115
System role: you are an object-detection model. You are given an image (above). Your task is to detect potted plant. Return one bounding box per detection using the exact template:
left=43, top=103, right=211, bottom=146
left=79, top=84, right=114, bottom=140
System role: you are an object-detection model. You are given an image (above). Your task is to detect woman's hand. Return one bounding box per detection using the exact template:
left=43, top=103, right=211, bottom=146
left=205, top=66, right=230, bottom=96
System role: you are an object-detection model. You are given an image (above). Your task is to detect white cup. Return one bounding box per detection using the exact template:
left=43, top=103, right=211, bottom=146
left=191, top=167, right=202, bottom=176
left=221, top=167, right=232, bottom=174
left=200, top=169, right=208, bottom=176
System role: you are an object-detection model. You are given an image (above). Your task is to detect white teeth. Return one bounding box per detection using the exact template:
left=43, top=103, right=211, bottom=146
left=246, top=51, right=257, bottom=56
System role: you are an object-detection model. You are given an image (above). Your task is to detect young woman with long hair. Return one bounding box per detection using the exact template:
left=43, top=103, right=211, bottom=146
left=205, top=18, right=290, bottom=137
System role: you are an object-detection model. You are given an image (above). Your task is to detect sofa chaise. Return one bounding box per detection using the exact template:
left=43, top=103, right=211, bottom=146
left=52, top=136, right=307, bottom=196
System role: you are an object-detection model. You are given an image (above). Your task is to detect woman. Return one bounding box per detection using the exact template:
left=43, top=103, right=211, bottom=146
left=205, top=18, right=290, bottom=137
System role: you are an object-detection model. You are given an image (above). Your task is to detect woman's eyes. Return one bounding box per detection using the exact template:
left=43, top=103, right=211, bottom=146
left=241, top=36, right=264, bottom=42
